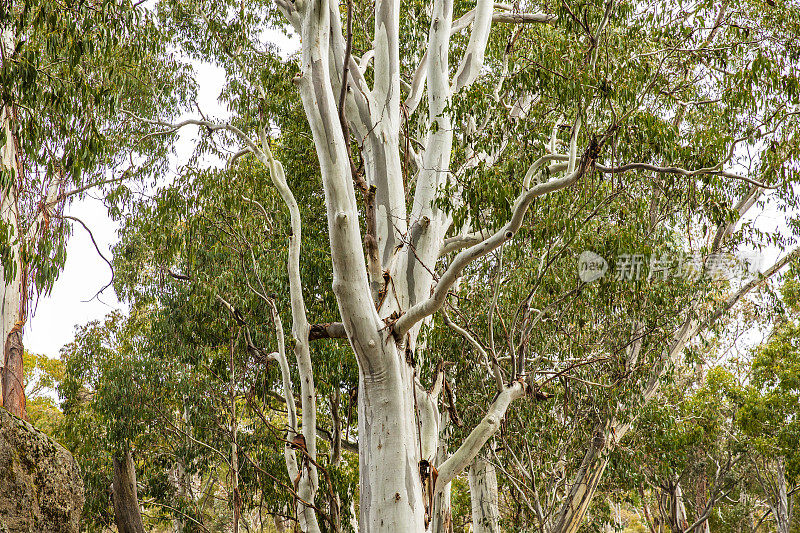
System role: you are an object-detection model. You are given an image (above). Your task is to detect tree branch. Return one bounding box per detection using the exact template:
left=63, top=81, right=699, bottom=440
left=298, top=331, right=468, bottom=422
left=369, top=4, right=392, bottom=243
left=56, top=214, right=114, bottom=301
left=695, top=247, right=800, bottom=334
left=593, top=162, right=776, bottom=189
left=394, top=161, right=582, bottom=338
left=435, top=381, right=525, bottom=493
left=308, top=322, right=348, bottom=341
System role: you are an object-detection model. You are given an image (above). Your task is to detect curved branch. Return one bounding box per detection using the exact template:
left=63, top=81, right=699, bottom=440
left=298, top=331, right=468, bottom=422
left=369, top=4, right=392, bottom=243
left=593, top=162, right=776, bottom=189
left=56, top=214, right=114, bottom=301
left=439, top=229, right=494, bottom=257
left=435, top=381, right=525, bottom=493
left=442, top=310, right=503, bottom=391
left=451, top=0, right=494, bottom=94
left=394, top=164, right=580, bottom=338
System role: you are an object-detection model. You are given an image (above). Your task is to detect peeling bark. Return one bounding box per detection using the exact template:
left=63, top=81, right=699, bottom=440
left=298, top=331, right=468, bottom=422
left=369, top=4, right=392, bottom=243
left=2, top=327, right=25, bottom=419
left=0, top=99, right=26, bottom=420
left=430, top=408, right=453, bottom=533
left=112, top=449, right=146, bottom=533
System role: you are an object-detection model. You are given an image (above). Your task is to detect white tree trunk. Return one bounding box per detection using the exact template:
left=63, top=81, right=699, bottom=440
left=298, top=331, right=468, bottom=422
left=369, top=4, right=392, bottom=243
left=766, top=458, right=791, bottom=533
left=469, top=456, right=500, bottom=533
left=281, top=0, right=575, bottom=528
left=430, top=408, right=453, bottom=533
left=292, top=0, right=429, bottom=528
left=253, top=124, right=321, bottom=532
left=358, top=363, right=427, bottom=531
left=672, top=482, right=689, bottom=532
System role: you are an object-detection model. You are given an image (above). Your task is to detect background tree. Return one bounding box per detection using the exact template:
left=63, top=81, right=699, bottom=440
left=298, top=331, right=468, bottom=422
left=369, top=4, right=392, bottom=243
left=0, top=0, right=192, bottom=418
left=733, top=291, right=800, bottom=533
left=95, top=156, right=359, bottom=530
left=43, top=0, right=800, bottom=531
left=22, top=350, right=64, bottom=435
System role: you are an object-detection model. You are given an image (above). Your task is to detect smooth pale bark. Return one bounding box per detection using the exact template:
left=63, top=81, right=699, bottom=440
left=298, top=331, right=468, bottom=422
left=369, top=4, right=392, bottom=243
left=267, top=0, right=562, bottom=525
left=657, top=482, right=689, bottom=533
left=436, top=382, right=525, bottom=494
left=293, top=0, right=427, bottom=529
left=357, top=360, right=426, bottom=531
left=759, top=458, right=792, bottom=533
left=387, top=0, right=455, bottom=347
left=430, top=408, right=453, bottom=533
left=469, top=456, right=501, bottom=533
left=112, top=449, right=146, bottom=533
left=257, top=141, right=321, bottom=533
left=367, top=0, right=406, bottom=266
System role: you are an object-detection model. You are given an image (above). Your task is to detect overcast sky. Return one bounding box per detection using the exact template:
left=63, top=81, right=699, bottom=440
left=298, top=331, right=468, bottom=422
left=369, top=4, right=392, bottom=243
left=25, top=30, right=300, bottom=359
left=23, top=30, right=790, bottom=360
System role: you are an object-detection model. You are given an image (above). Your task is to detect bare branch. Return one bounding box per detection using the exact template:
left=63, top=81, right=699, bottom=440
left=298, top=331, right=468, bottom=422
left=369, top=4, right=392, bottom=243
left=56, top=215, right=114, bottom=301
left=308, top=322, right=348, bottom=341
left=435, top=381, right=525, bottom=493
left=394, top=162, right=582, bottom=338
left=593, top=162, right=776, bottom=189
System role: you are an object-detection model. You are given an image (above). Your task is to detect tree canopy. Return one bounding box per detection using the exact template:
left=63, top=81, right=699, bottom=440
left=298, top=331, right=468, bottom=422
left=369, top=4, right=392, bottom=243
left=4, top=0, right=800, bottom=532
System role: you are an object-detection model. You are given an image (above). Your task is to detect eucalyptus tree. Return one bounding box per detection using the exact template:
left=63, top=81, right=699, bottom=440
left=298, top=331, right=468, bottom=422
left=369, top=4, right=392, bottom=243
left=60, top=312, right=153, bottom=532
left=122, top=0, right=800, bottom=531
left=0, top=0, right=191, bottom=418
left=734, top=323, right=800, bottom=533
left=111, top=155, right=361, bottom=531
left=607, top=368, right=744, bottom=533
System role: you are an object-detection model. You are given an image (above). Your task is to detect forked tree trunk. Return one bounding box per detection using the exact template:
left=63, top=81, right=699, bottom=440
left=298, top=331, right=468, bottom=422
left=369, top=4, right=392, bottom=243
left=285, top=0, right=568, bottom=528
left=469, top=456, right=500, bottom=533
left=655, top=481, right=688, bottom=533
left=358, top=359, right=427, bottom=531
left=112, top=449, right=146, bottom=533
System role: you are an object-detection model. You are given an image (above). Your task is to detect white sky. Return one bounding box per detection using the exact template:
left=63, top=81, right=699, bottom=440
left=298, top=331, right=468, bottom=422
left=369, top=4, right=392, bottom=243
left=26, top=32, right=300, bottom=359
left=23, top=29, right=791, bottom=360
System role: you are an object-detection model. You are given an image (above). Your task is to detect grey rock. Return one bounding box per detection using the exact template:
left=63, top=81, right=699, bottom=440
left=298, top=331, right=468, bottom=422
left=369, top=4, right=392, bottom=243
left=0, top=408, right=83, bottom=533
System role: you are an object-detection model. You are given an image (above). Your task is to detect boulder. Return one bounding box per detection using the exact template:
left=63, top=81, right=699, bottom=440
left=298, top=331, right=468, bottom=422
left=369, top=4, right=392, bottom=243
left=0, top=407, right=83, bottom=533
